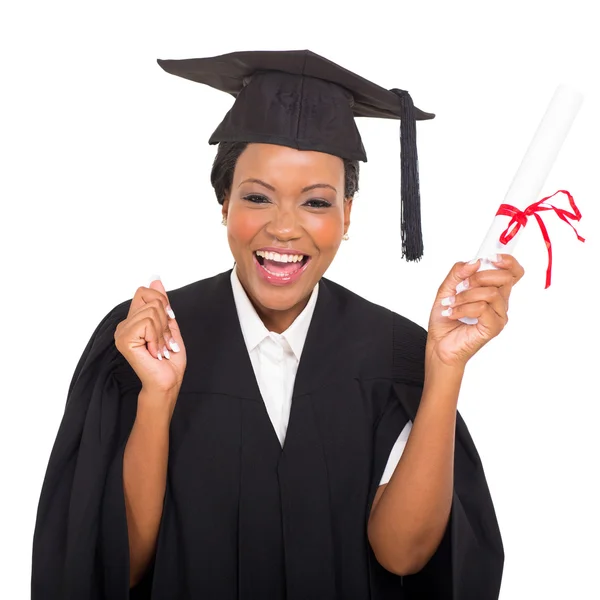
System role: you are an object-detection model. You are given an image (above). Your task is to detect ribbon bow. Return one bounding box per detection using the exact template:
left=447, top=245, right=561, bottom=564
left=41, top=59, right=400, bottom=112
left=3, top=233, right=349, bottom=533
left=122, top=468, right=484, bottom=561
left=496, top=190, right=585, bottom=288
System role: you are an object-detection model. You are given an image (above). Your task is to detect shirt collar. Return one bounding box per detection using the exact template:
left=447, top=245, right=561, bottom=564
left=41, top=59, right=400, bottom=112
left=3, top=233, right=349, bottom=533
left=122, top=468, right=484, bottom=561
left=230, top=265, right=319, bottom=361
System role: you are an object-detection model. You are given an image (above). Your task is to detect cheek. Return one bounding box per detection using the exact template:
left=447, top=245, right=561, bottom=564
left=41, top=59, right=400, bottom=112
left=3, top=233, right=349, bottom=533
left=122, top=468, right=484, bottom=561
left=228, top=210, right=266, bottom=244
left=303, top=212, right=344, bottom=247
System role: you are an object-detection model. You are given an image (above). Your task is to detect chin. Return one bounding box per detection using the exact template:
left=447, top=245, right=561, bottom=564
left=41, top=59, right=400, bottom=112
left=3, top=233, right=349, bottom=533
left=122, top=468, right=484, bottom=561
left=252, top=280, right=311, bottom=312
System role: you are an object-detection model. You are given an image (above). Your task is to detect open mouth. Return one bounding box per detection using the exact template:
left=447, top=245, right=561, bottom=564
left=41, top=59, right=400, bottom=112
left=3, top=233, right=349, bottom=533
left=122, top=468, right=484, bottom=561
left=254, top=250, right=310, bottom=279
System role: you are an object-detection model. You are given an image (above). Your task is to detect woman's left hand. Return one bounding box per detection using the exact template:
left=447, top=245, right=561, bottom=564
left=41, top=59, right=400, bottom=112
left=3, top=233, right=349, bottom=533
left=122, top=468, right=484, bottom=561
left=426, top=254, right=525, bottom=368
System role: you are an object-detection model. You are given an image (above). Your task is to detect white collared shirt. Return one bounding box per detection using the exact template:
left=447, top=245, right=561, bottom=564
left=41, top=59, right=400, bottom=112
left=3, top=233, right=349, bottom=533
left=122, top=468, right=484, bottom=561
left=230, top=266, right=412, bottom=485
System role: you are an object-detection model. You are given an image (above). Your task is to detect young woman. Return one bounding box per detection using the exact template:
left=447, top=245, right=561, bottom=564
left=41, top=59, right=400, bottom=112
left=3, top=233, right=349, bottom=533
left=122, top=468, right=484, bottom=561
left=32, top=50, right=522, bottom=600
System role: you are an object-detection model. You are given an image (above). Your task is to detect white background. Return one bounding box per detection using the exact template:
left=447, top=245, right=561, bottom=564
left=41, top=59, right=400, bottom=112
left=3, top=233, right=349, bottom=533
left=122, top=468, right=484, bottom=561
left=1, top=1, right=598, bottom=597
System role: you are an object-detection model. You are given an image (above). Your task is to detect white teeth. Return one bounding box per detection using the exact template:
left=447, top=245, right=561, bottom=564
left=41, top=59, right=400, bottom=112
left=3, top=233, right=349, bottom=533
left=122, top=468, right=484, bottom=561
left=263, top=267, right=288, bottom=277
left=255, top=250, right=305, bottom=263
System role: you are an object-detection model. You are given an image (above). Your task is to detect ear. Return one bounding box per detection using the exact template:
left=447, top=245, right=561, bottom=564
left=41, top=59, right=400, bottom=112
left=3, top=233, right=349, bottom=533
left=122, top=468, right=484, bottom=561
left=343, top=196, right=353, bottom=234
left=222, top=196, right=230, bottom=219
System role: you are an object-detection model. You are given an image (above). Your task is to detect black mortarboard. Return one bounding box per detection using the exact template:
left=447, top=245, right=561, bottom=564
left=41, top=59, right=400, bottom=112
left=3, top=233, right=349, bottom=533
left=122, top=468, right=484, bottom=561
left=157, top=49, right=435, bottom=261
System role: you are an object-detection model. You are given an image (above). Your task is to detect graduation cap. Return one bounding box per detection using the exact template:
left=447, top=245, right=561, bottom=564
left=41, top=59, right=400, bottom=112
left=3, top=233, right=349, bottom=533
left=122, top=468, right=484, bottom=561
left=157, top=49, right=435, bottom=261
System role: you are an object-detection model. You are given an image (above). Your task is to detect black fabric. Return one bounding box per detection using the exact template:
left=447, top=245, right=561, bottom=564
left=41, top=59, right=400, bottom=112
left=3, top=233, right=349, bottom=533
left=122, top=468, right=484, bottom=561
left=157, top=49, right=435, bottom=261
left=391, top=88, right=423, bottom=261
left=31, top=270, right=504, bottom=599
left=156, top=50, right=435, bottom=146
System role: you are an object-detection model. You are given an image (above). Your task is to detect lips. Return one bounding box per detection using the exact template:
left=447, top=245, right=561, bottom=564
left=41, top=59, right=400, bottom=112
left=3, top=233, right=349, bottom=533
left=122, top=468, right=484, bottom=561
left=253, top=250, right=311, bottom=286
left=262, top=257, right=305, bottom=276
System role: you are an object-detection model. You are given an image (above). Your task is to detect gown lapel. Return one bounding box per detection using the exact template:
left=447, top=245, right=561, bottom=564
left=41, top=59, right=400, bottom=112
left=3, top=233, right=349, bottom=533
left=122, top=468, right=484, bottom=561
left=179, top=269, right=261, bottom=400
left=181, top=270, right=341, bottom=453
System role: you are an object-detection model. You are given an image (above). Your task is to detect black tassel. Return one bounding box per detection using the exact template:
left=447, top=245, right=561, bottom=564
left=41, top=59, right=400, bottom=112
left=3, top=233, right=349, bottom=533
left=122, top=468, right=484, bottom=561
left=390, top=88, right=424, bottom=261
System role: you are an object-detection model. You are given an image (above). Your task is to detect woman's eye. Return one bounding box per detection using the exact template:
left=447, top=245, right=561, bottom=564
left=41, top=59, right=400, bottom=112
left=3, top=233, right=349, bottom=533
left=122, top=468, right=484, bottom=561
left=304, top=199, right=332, bottom=208
left=244, top=194, right=269, bottom=204
left=243, top=194, right=270, bottom=204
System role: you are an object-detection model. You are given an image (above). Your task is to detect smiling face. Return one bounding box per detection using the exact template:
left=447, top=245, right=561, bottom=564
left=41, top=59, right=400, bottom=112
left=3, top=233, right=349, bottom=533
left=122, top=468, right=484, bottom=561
left=222, top=143, right=352, bottom=329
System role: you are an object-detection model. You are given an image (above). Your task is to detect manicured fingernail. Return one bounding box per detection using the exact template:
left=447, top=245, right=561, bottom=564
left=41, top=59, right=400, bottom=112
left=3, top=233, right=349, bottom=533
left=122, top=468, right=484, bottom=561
left=441, top=295, right=455, bottom=306
left=441, top=307, right=453, bottom=317
left=157, top=351, right=163, bottom=361
left=169, top=338, right=180, bottom=352
left=455, top=279, right=470, bottom=293
left=468, top=258, right=479, bottom=265
left=163, top=345, right=170, bottom=360
left=487, top=254, right=500, bottom=263
left=166, top=305, right=176, bottom=319
left=149, top=274, right=161, bottom=285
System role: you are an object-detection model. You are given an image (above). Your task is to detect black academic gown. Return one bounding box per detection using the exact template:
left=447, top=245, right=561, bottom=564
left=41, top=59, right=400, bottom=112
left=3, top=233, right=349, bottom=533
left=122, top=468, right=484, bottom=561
left=31, top=269, right=504, bottom=599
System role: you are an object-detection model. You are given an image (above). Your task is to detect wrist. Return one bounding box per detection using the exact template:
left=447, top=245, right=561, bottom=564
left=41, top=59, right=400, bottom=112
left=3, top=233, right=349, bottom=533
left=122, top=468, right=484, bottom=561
left=425, top=339, right=467, bottom=370
left=424, top=345, right=465, bottom=387
left=138, top=387, right=179, bottom=422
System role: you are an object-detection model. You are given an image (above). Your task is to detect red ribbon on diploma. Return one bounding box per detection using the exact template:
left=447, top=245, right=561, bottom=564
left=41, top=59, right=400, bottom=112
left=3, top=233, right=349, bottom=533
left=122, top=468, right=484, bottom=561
left=496, top=190, right=585, bottom=288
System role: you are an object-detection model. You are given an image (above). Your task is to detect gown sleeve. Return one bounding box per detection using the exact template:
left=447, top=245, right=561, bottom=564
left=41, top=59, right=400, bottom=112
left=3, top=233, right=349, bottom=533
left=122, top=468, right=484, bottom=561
left=382, top=313, right=505, bottom=599
left=31, top=300, right=140, bottom=600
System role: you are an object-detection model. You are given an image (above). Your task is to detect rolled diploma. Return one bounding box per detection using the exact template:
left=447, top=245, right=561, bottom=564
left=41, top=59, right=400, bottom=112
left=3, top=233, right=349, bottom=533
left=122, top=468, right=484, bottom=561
left=460, top=84, right=583, bottom=325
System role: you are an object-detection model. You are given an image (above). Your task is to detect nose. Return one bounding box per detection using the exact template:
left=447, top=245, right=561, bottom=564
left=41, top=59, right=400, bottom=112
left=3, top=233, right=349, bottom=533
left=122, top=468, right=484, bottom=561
left=265, top=206, right=300, bottom=241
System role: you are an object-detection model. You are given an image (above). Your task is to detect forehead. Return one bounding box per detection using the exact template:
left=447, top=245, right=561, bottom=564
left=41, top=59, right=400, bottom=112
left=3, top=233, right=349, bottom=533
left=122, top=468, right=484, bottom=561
left=235, top=143, right=344, bottom=181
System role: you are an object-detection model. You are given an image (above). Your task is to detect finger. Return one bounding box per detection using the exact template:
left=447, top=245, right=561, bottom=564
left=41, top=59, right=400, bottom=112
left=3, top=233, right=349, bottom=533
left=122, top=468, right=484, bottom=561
left=148, top=275, right=176, bottom=320
left=448, top=286, right=508, bottom=321
left=467, top=269, right=514, bottom=305
left=469, top=268, right=514, bottom=289
left=147, top=276, right=183, bottom=353
left=128, top=285, right=170, bottom=320
left=125, top=301, right=178, bottom=360
left=471, top=267, right=517, bottom=310
left=490, top=254, right=525, bottom=283
left=442, top=301, right=506, bottom=333
left=118, top=311, right=164, bottom=361
left=437, top=259, right=482, bottom=299
left=128, top=294, right=178, bottom=351
left=129, top=298, right=169, bottom=333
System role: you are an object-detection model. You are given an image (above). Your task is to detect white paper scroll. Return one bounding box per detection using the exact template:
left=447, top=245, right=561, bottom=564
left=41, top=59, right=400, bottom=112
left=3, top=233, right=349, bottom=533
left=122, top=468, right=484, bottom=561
left=459, top=84, right=584, bottom=325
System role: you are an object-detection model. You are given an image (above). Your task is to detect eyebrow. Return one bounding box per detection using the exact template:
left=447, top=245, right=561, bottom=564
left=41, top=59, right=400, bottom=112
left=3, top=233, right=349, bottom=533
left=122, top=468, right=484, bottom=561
left=238, top=178, right=338, bottom=194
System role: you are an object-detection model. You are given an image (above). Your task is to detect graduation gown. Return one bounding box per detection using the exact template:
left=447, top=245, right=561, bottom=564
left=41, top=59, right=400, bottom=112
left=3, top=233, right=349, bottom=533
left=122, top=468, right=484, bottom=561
left=31, top=269, right=504, bottom=599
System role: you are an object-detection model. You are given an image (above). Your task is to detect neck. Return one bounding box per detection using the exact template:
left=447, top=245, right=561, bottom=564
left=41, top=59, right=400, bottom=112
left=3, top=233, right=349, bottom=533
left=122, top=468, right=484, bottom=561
left=252, top=295, right=310, bottom=334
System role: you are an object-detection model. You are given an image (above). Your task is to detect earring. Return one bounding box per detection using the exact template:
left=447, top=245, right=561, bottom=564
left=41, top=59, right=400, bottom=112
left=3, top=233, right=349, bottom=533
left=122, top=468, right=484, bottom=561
left=342, top=233, right=349, bottom=241
left=222, top=216, right=227, bottom=226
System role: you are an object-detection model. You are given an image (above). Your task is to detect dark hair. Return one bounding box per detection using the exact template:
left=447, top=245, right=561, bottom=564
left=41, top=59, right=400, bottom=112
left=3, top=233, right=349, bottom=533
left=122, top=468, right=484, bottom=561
left=210, top=141, right=360, bottom=205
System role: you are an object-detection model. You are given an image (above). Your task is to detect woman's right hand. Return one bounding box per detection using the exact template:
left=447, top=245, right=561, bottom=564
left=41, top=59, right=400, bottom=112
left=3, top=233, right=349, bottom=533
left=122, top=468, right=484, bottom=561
left=114, top=276, right=187, bottom=400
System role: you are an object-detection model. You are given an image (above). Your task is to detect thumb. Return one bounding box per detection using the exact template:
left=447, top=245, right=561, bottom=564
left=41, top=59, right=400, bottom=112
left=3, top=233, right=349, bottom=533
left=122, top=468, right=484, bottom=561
left=148, top=274, right=176, bottom=321
left=148, top=274, right=167, bottom=295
